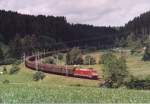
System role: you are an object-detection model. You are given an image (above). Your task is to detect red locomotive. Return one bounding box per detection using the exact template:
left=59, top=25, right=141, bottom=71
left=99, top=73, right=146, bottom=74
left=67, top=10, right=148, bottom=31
left=25, top=52, right=98, bottom=79
left=73, top=68, right=98, bottom=79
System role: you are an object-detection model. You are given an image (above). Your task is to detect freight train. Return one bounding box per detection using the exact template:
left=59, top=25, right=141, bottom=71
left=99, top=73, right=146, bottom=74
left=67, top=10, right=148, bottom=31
left=25, top=50, right=98, bottom=79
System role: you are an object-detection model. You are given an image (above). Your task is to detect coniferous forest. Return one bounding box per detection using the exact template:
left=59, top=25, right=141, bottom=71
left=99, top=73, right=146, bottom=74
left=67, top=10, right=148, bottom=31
left=0, top=10, right=118, bottom=58
left=0, top=10, right=150, bottom=59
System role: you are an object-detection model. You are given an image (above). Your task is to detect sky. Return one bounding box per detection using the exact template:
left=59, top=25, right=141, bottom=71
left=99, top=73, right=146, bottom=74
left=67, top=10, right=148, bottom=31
left=0, top=0, right=150, bottom=26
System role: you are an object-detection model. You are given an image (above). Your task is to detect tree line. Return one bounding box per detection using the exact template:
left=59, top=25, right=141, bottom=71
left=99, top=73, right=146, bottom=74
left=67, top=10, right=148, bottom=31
left=0, top=10, right=118, bottom=46
left=118, top=11, right=150, bottom=48
left=0, top=10, right=150, bottom=60
left=0, top=10, right=120, bottom=59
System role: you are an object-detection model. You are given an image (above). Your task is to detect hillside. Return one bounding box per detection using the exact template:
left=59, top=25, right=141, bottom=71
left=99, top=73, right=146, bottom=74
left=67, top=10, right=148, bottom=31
left=125, top=11, right=150, bottom=38
left=119, top=11, right=150, bottom=48
left=1, top=10, right=150, bottom=59
left=0, top=10, right=121, bottom=60
left=0, top=10, right=118, bottom=47
left=0, top=50, right=150, bottom=103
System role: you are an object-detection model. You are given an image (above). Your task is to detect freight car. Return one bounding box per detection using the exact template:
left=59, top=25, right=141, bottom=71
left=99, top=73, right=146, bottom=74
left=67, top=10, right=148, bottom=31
left=25, top=51, right=98, bottom=79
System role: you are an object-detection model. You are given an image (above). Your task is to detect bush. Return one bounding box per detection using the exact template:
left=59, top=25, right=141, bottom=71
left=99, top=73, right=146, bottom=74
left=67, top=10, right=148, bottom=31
left=84, top=55, right=96, bottom=65
left=57, top=53, right=64, bottom=60
left=131, top=48, right=142, bottom=55
left=9, top=65, right=20, bottom=74
left=99, top=52, right=116, bottom=64
left=53, top=53, right=64, bottom=60
left=0, top=58, right=17, bottom=65
left=13, top=60, right=21, bottom=65
left=84, top=47, right=97, bottom=53
left=2, top=66, right=7, bottom=74
left=131, top=48, right=136, bottom=55
left=100, top=53, right=129, bottom=88
left=3, top=79, right=9, bottom=84
left=44, top=57, right=56, bottom=64
left=126, top=77, right=150, bottom=90
left=33, top=71, right=45, bottom=81
left=125, top=75, right=150, bottom=90
left=143, top=45, right=150, bottom=61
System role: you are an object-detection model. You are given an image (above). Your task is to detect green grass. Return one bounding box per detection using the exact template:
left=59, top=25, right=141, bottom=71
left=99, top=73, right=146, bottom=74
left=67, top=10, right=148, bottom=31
left=0, top=84, right=150, bottom=103
left=0, top=50, right=150, bottom=103
left=126, top=54, right=150, bottom=78
left=0, top=64, right=100, bottom=87
left=84, top=50, right=150, bottom=78
left=0, top=65, right=33, bottom=83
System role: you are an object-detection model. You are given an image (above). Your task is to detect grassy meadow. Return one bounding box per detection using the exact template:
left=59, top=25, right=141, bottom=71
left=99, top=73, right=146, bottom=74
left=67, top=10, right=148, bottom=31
left=0, top=84, right=150, bottom=103
left=0, top=50, right=150, bottom=103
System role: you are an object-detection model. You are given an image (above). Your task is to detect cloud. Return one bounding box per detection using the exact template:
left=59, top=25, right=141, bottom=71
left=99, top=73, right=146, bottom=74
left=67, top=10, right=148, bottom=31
left=0, top=0, right=150, bottom=26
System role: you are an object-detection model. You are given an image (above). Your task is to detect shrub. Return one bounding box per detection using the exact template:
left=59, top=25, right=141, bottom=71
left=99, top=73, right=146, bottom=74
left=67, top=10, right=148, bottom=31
left=3, top=79, right=9, bottom=84
left=131, top=48, right=136, bottom=55
left=53, top=53, right=64, bottom=60
left=125, top=75, right=150, bottom=90
left=3, top=66, right=7, bottom=74
left=70, top=84, right=82, bottom=87
left=99, top=52, right=116, bottom=64
left=0, top=58, right=17, bottom=65
left=9, top=65, right=20, bottom=74
left=57, top=53, right=64, bottom=60
left=44, top=57, right=56, bottom=64
left=131, top=48, right=142, bottom=55
left=33, top=71, right=45, bottom=81
left=84, top=55, right=96, bottom=65
left=85, top=47, right=97, bottom=53
left=13, top=60, right=21, bottom=65
left=143, top=45, right=150, bottom=61
left=126, top=77, right=150, bottom=90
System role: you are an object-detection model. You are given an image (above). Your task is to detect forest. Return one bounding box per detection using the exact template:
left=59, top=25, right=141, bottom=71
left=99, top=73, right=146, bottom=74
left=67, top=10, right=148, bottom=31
left=0, top=10, right=150, bottom=60
left=0, top=10, right=118, bottom=45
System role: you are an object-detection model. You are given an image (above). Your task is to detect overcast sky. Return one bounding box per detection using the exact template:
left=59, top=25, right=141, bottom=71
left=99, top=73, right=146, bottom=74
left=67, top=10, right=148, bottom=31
left=0, top=0, right=150, bottom=26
